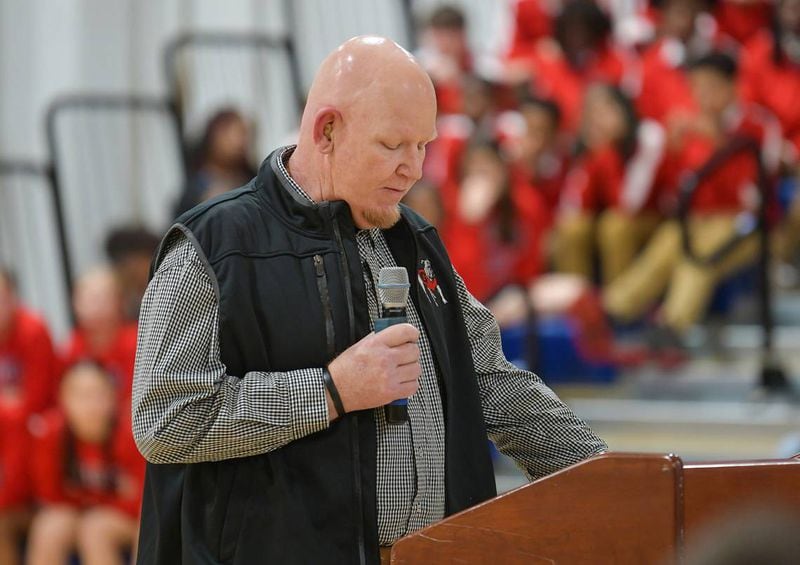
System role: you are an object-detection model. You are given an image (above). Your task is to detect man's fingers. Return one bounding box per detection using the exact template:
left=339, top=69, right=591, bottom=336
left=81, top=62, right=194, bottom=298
left=374, top=323, right=419, bottom=347
left=395, top=361, right=421, bottom=384
left=393, top=342, right=420, bottom=366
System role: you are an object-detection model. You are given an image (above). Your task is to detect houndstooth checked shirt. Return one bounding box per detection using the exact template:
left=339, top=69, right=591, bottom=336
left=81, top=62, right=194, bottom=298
left=132, top=146, right=607, bottom=546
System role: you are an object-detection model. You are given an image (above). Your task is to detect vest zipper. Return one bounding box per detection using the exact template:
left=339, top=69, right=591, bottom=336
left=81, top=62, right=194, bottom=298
left=330, top=213, right=367, bottom=565
left=313, top=254, right=336, bottom=359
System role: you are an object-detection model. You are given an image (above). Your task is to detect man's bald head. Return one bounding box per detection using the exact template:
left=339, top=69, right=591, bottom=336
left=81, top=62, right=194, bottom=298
left=302, top=36, right=433, bottom=128
left=289, top=36, right=438, bottom=229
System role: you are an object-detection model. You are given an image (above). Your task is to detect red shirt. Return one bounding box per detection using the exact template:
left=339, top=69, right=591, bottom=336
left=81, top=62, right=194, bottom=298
left=739, top=31, right=800, bottom=161
left=524, top=42, right=633, bottom=134
left=672, top=104, right=782, bottom=214
left=29, top=408, right=145, bottom=518
left=0, top=306, right=58, bottom=418
left=636, top=39, right=696, bottom=123
left=506, top=0, right=556, bottom=61
left=0, top=407, right=30, bottom=509
left=509, top=152, right=568, bottom=226
left=714, top=0, right=773, bottom=46
left=442, top=175, right=547, bottom=302
left=61, top=323, right=138, bottom=399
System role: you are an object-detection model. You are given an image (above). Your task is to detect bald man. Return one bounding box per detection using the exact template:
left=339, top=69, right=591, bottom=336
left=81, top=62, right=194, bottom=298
left=132, top=36, right=605, bottom=565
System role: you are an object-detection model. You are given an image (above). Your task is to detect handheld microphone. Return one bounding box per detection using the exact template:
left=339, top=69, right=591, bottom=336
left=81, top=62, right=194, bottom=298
left=376, top=266, right=411, bottom=424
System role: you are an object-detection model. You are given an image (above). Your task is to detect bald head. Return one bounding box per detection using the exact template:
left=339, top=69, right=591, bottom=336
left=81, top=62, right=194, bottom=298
left=302, top=36, right=434, bottom=130
left=289, top=36, right=438, bottom=229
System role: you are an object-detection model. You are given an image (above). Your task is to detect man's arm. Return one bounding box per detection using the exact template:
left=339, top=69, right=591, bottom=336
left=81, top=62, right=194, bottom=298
left=455, top=270, right=607, bottom=481
left=132, top=235, right=331, bottom=464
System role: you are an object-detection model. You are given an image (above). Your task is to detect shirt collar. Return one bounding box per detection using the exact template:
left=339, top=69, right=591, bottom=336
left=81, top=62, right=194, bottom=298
left=277, top=145, right=316, bottom=205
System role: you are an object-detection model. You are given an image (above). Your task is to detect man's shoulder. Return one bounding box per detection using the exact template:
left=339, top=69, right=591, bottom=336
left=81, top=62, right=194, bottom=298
left=176, top=178, right=260, bottom=227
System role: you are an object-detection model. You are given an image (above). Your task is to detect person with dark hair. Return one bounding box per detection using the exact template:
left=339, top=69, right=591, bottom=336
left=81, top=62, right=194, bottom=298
left=635, top=0, right=714, bottom=123
left=604, top=51, right=782, bottom=365
left=508, top=95, right=567, bottom=220
left=26, top=362, right=144, bottom=565
left=441, top=139, right=546, bottom=316
left=512, top=0, right=634, bottom=134
left=105, top=226, right=161, bottom=322
left=554, top=83, right=668, bottom=284
left=173, top=108, right=256, bottom=217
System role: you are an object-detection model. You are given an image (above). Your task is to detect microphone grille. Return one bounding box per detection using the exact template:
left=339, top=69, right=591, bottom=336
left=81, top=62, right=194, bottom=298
left=377, top=267, right=410, bottom=309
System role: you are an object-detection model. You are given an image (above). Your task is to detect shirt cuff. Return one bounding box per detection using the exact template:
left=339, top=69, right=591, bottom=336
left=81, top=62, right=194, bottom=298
left=286, top=368, right=330, bottom=439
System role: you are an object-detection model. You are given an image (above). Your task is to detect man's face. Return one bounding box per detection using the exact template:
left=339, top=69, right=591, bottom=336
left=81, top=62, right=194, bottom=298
left=329, top=85, right=437, bottom=229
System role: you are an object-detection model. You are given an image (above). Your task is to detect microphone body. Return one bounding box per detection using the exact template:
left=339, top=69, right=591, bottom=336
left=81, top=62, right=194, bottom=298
left=376, top=267, right=411, bottom=424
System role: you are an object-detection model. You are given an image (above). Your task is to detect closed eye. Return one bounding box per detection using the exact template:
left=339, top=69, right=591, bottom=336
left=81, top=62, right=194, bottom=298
left=382, top=142, right=400, bottom=150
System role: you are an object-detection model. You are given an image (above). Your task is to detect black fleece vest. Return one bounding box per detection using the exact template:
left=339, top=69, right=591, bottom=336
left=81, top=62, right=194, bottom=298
left=136, top=149, right=496, bottom=565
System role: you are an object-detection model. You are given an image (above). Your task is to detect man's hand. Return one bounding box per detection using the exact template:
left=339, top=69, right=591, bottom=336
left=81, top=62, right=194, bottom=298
left=327, top=323, right=421, bottom=415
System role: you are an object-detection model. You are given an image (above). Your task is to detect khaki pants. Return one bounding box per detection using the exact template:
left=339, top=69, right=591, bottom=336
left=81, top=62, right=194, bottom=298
left=553, top=210, right=660, bottom=284
left=603, top=215, right=759, bottom=332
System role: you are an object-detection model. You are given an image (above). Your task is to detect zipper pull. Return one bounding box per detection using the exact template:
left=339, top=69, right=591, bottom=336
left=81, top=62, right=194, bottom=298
left=313, top=254, right=325, bottom=277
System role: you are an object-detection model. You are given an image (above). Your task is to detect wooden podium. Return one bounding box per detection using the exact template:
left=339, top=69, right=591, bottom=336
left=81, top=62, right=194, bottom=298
left=389, top=453, right=800, bottom=564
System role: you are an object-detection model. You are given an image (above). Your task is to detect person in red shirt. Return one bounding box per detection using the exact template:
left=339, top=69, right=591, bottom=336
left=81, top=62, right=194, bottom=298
left=604, top=52, right=781, bottom=361
left=515, top=0, right=635, bottom=135
left=26, top=362, right=144, bottom=565
left=441, top=140, right=546, bottom=325
left=554, top=83, right=668, bottom=284
left=0, top=266, right=58, bottom=419
left=506, top=96, right=568, bottom=225
left=739, top=0, right=800, bottom=160
left=61, top=268, right=138, bottom=400
left=635, top=0, right=715, bottom=123
left=0, top=406, right=30, bottom=565
left=739, top=0, right=800, bottom=269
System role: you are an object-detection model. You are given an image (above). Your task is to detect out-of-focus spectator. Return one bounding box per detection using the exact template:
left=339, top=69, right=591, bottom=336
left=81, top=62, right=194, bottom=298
left=173, top=108, right=256, bottom=217
left=105, top=226, right=160, bottom=322
left=739, top=0, right=800, bottom=267
left=0, top=266, right=58, bottom=418
left=739, top=0, right=800, bottom=168
left=512, top=0, right=635, bottom=134
left=442, top=140, right=546, bottom=324
left=603, top=52, right=782, bottom=362
left=635, top=0, right=714, bottom=123
left=26, top=362, right=144, bottom=565
left=506, top=95, right=567, bottom=224
left=555, top=83, right=667, bottom=284
left=0, top=406, right=30, bottom=565
left=61, top=268, right=138, bottom=400
left=417, top=5, right=473, bottom=116
left=424, top=75, right=501, bottom=213
left=713, top=0, right=775, bottom=46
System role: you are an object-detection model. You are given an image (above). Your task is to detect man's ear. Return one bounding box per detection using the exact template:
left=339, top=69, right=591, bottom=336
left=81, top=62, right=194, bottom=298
left=313, top=108, right=341, bottom=154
